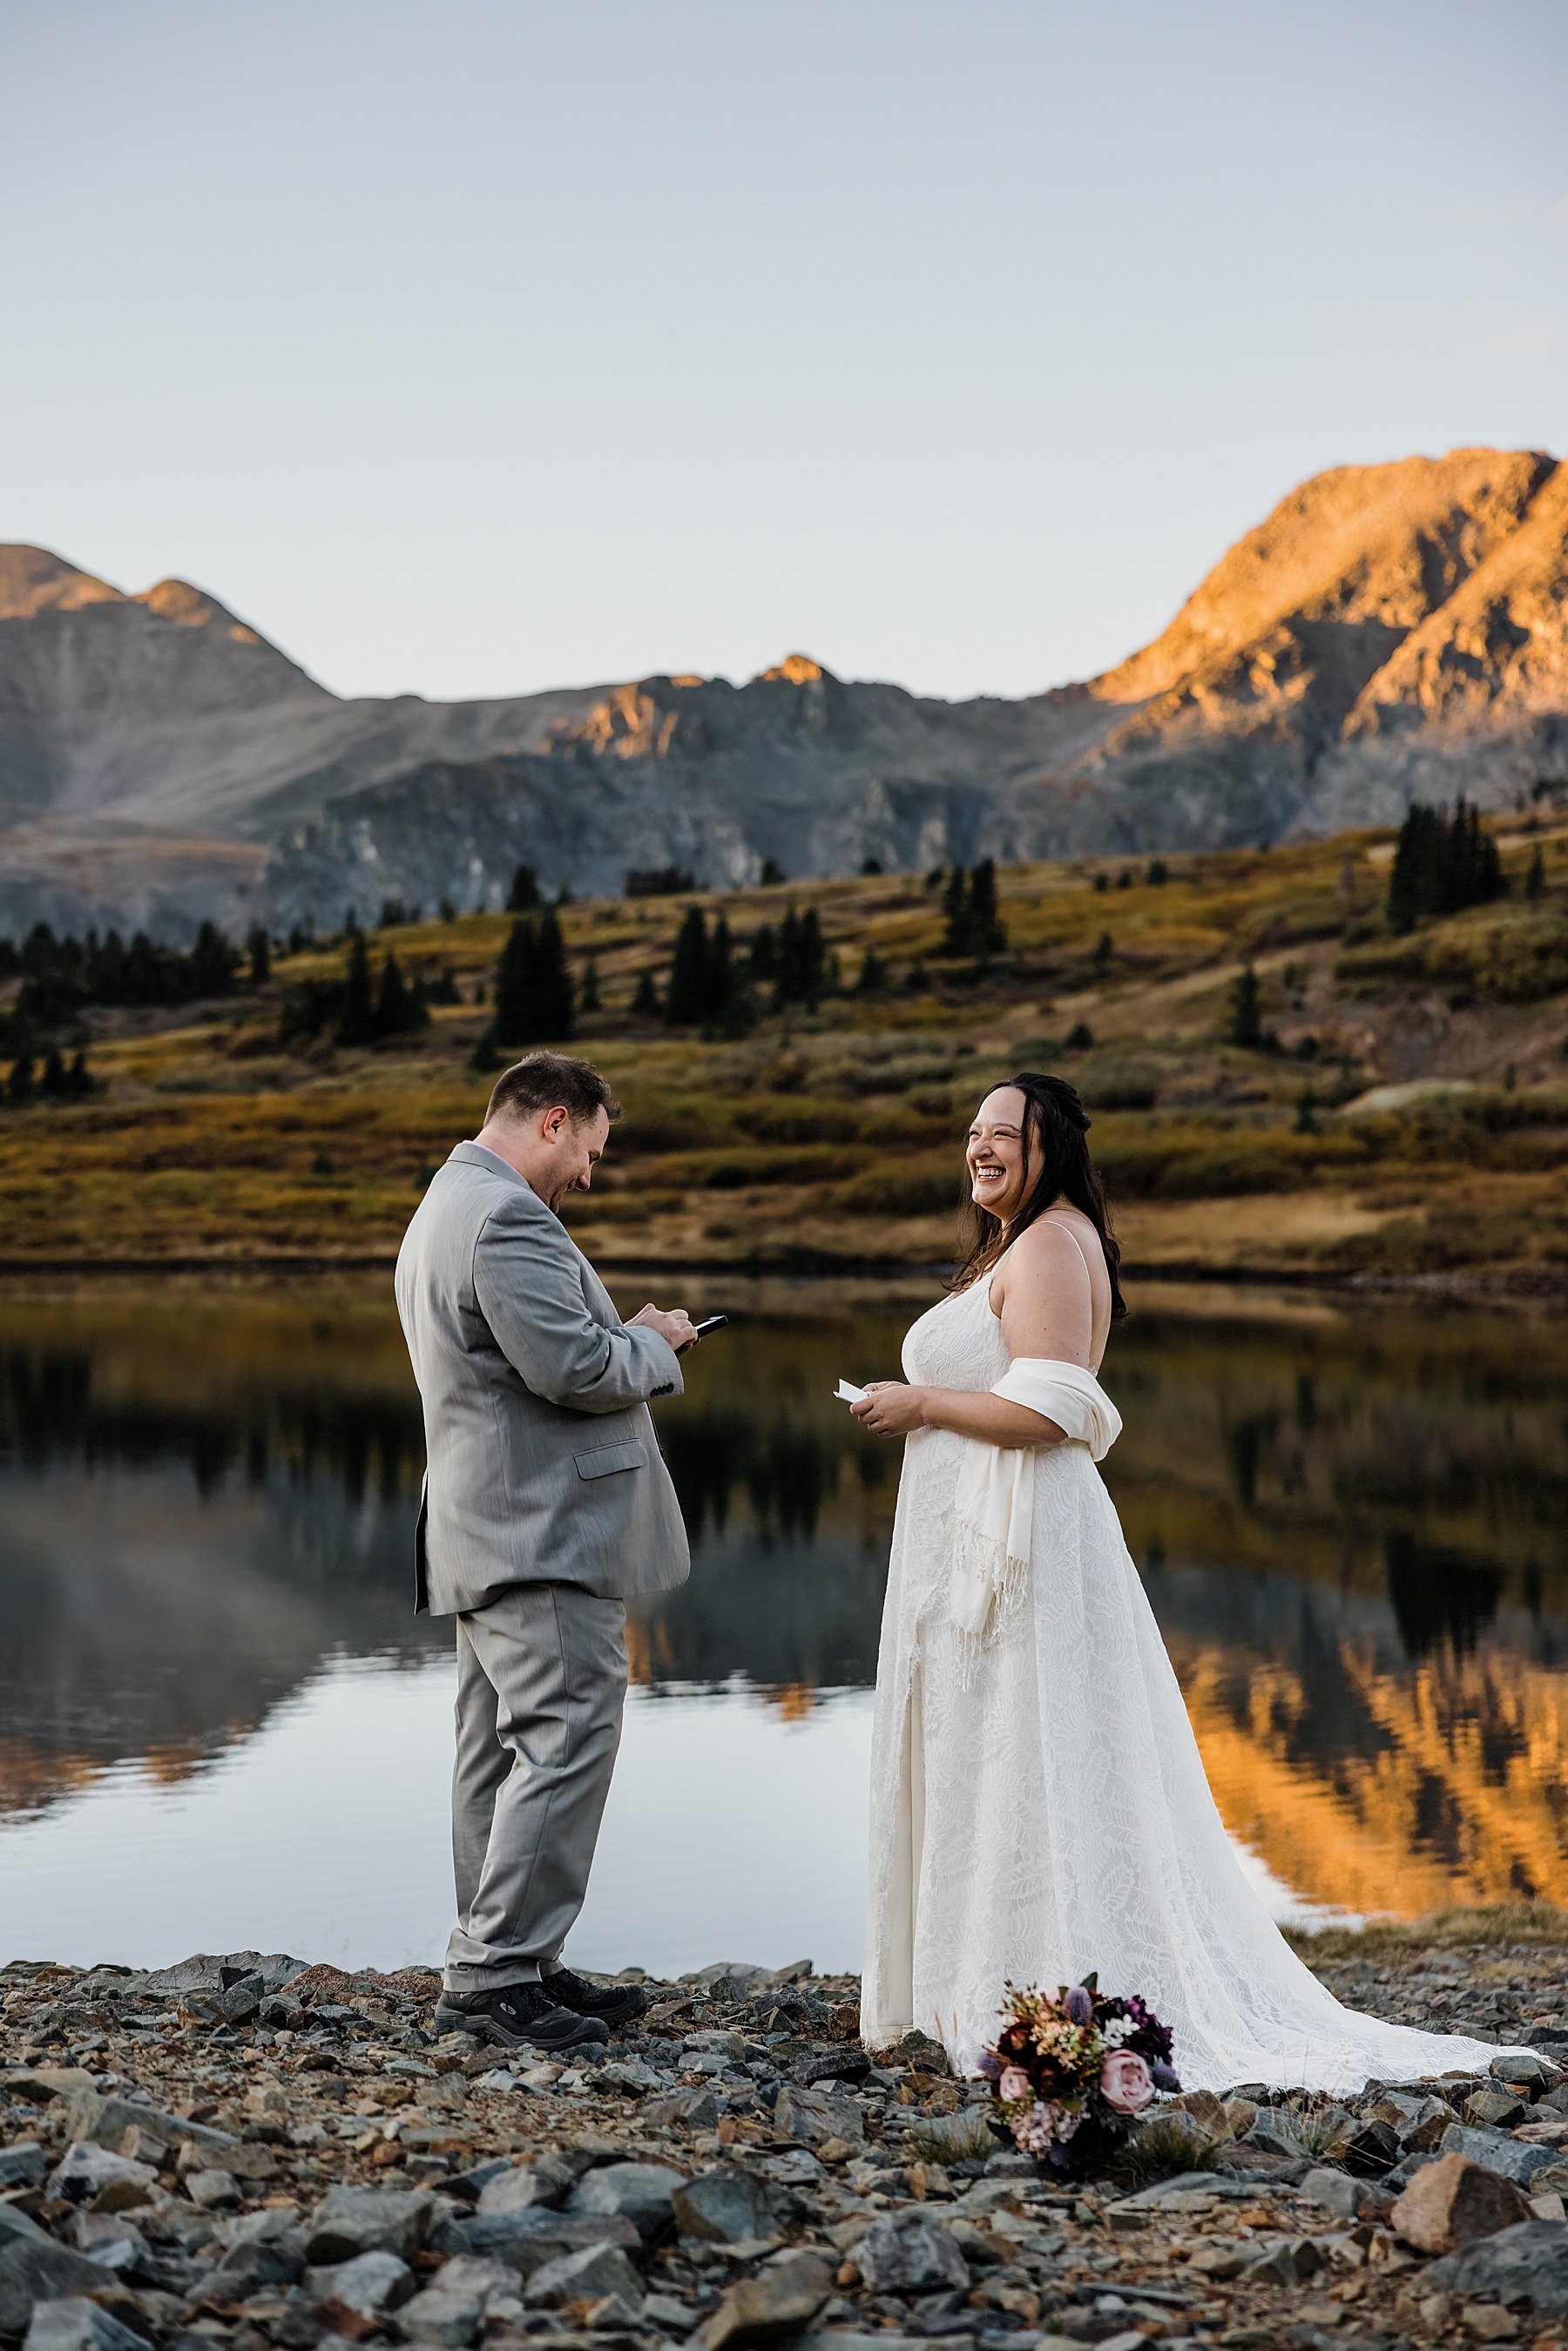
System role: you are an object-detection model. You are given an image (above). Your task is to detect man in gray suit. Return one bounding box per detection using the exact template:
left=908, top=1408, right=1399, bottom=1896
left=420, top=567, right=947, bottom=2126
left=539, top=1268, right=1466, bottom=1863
left=396, top=1051, right=697, bottom=2052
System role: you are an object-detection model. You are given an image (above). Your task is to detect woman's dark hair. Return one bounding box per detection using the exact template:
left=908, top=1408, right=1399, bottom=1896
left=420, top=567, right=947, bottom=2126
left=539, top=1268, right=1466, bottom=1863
left=952, top=1071, right=1126, bottom=1319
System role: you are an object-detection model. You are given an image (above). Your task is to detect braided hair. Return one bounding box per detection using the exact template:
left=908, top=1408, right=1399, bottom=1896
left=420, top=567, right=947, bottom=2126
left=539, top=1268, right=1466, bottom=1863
left=952, top=1071, right=1126, bottom=1319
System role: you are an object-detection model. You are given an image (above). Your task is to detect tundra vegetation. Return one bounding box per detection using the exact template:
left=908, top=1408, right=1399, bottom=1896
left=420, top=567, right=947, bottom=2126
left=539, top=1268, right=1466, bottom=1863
left=1, top=810, right=1566, bottom=1283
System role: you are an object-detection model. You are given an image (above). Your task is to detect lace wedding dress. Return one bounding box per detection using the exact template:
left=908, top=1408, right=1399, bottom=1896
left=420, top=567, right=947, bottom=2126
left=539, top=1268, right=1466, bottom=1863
left=861, top=1273, right=1515, bottom=2092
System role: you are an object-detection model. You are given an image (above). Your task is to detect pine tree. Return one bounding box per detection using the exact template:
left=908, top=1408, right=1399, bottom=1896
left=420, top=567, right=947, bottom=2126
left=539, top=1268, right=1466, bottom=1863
left=579, top=956, right=602, bottom=1013
left=493, top=913, right=574, bottom=1045
left=967, top=858, right=1006, bottom=955
left=374, top=950, right=428, bottom=1038
left=855, top=946, right=889, bottom=994
left=66, top=1049, right=91, bottom=1098
left=1231, top=963, right=1262, bottom=1049
left=336, top=933, right=377, bottom=1044
left=1527, top=844, right=1546, bottom=900
left=190, top=920, right=238, bottom=997
left=666, top=908, right=712, bottom=1025
left=941, top=868, right=970, bottom=955
left=39, top=1048, right=66, bottom=1099
left=506, top=863, right=541, bottom=914
left=8, top=1053, right=34, bottom=1104
left=632, top=969, right=659, bottom=1017
left=747, top=923, right=778, bottom=984
left=247, top=924, right=271, bottom=985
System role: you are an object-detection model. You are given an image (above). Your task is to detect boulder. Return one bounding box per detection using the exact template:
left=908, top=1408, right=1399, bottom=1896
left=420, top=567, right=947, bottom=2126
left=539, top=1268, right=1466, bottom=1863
left=672, top=2166, right=788, bottom=2246
left=1297, top=2165, right=1367, bottom=2219
left=644, top=2091, right=723, bottom=2131
left=306, top=2186, right=436, bottom=2264
left=773, top=2084, right=864, bottom=2150
left=0, top=2209, right=122, bottom=2342
left=22, top=2300, right=147, bottom=2351
left=475, top=2156, right=573, bottom=2215
left=59, top=2091, right=236, bottom=2158
left=697, top=2252, right=834, bottom=2350
left=186, top=2169, right=241, bottom=2210
left=0, top=2145, right=48, bottom=2192
left=432, top=2208, right=639, bottom=2278
left=1390, top=2152, right=1535, bottom=2254
left=1442, top=2123, right=1564, bottom=2189
left=1342, top=2118, right=1401, bottom=2176
left=523, top=2241, right=645, bottom=2316
left=398, top=2256, right=519, bottom=2345
left=853, top=2212, right=970, bottom=2295
left=307, top=2248, right=416, bottom=2321
left=1425, top=2219, right=1568, bottom=2315
left=46, top=2145, right=156, bottom=2212
left=566, top=2161, right=684, bottom=2242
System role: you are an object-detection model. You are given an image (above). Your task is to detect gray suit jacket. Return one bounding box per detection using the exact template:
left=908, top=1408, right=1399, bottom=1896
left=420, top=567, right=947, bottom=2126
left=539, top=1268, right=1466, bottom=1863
left=395, top=1141, right=691, bottom=1614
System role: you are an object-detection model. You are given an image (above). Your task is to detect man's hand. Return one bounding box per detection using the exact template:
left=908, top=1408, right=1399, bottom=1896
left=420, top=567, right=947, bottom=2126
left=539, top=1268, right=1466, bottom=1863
left=851, top=1381, right=927, bottom=1436
left=630, top=1303, right=700, bottom=1354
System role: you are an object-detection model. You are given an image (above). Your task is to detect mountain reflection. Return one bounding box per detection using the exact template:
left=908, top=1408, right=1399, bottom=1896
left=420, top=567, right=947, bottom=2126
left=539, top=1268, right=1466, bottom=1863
left=3, top=1280, right=1568, bottom=1917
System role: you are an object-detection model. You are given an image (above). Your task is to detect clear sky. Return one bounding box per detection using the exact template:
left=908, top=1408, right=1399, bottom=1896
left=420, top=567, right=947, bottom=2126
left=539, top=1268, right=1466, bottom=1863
left=3, top=0, right=1564, bottom=706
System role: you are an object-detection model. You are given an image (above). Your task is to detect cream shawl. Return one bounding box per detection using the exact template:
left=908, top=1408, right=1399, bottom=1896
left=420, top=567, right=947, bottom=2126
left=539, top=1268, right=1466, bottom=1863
left=950, top=1358, right=1122, bottom=1664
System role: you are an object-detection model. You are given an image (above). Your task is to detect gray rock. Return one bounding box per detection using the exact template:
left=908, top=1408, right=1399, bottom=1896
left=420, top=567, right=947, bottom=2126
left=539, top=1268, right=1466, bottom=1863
left=854, top=2213, right=970, bottom=2296
left=645, top=2091, right=724, bottom=2131
left=1297, top=2165, right=1367, bottom=2219
left=794, top=2050, right=871, bottom=2087
left=22, top=2300, right=147, bottom=2351
left=0, top=2207, right=113, bottom=2340
left=59, top=2091, right=236, bottom=2158
left=142, top=1951, right=306, bottom=1997
left=1241, top=2236, right=1322, bottom=2286
left=672, top=2167, right=788, bottom=2246
left=566, top=2161, right=685, bottom=2243
left=308, top=2248, right=416, bottom=2319
left=1425, top=2218, right=1568, bottom=2314
left=1342, top=2118, right=1400, bottom=2176
left=205, top=2236, right=308, bottom=2299
left=433, top=2208, right=639, bottom=2278
left=0, top=2144, right=47, bottom=2192
left=475, top=2155, right=574, bottom=2215
left=772, top=2084, right=864, bottom=2149
left=212, top=2205, right=302, bottom=2252
left=1241, top=2114, right=1307, bottom=2162
left=47, top=2145, right=157, bottom=2208
left=307, top=2186, right=436, bottom=2264
left=524, top=2241, right=645, bottom=2315
left=397, top=2257, right=519, bottom=2346
left=186, top=2168, right=241, bottom=2210
left=443, top=2158, right=514, bottom=2205
left=1492, top=2051, right=1555, bottom=2091
left=1442, top=2122, right=1564, bottom=2187
left=697, top=2251, right=834, bottom=2350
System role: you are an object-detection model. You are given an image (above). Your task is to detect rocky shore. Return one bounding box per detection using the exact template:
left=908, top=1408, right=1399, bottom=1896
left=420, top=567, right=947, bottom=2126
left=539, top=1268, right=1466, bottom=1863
left=8, top=1936, right=1568, bottom=2351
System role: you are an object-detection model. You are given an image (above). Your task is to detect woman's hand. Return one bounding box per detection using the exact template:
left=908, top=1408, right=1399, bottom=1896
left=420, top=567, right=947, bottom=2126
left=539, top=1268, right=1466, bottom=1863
left=852, top=1382, right=928, bottom=1436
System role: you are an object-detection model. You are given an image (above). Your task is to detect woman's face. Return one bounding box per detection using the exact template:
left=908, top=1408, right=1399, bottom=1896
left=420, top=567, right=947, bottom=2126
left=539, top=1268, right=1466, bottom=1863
left=967, top=1086, right=1031, bottom=1223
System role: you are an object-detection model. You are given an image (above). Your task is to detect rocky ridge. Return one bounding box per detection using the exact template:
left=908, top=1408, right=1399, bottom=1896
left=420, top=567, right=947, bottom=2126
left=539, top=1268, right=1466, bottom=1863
left=9, top=1940, right=1568, bottom=2351
left=2, top=445, right=1565, bottom=939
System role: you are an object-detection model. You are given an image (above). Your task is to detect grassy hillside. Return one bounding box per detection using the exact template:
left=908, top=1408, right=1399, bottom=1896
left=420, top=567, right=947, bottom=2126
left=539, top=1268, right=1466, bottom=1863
left=2, top=814, right=1567, bottom=1285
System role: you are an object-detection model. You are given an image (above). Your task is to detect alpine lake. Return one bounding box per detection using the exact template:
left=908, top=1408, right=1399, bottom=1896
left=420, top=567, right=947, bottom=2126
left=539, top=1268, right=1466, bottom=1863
left=3, top=1272, right=1566, bottom=1977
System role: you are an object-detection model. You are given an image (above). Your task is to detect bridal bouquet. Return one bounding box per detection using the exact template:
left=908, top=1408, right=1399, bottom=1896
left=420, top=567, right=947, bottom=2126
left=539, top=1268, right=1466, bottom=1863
left=977, top=1975, right=1180, bottom=2171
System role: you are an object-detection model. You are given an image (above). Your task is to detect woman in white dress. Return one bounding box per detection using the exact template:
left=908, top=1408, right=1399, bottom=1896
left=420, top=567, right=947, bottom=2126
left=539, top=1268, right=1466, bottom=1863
left=855, top=1072, right=1514, bottom=2093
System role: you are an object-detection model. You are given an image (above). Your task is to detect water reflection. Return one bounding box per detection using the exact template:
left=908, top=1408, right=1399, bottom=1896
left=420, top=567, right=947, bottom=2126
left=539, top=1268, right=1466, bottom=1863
left=2, top=1280, right=1567, bottom=1927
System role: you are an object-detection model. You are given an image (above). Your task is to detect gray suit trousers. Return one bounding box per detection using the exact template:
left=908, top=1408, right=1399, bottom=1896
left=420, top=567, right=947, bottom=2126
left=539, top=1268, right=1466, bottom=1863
left=443, top=1582, right=627, bottom=1991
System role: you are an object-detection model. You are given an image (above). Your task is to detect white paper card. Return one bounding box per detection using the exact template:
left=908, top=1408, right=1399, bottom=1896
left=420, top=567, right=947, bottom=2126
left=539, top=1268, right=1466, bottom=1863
left=835, top=1379, right=868, bottom=1405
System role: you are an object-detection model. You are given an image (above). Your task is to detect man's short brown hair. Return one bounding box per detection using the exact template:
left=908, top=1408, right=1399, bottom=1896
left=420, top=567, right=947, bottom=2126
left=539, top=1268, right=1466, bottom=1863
left=486, top=1053, right=622, bottom=1129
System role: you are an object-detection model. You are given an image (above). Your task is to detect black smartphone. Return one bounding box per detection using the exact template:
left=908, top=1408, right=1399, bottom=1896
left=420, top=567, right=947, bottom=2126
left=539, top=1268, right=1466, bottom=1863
left=692, top=1314, right=729, bottom=1336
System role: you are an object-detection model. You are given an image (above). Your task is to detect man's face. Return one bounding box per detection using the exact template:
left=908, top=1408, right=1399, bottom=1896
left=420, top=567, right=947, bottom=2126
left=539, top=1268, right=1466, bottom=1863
left=538, top=1105, right=611, bottom=1210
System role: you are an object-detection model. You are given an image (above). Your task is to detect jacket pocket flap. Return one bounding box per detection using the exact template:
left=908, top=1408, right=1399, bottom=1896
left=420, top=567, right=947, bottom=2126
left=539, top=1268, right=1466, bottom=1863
left=575, top=1440, right=647, bottom=1481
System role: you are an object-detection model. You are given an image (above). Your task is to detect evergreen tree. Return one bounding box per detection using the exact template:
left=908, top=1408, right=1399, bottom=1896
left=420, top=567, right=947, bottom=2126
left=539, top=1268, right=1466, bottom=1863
left=1388, top=798, right=1505, bottom=930
left=8, top=1053, right=34, bottom=1104
left=666, top=908, right=712, bottom=1025
left=632, top=969, right=659, bottom=1017
left=66, top=1049, right=91, bottom=1098
left=492, top=912, right=574, bottom=1045
left=1526, top=844, right=1546, bottom=900
left=579, top=956, right=602, bottom=1013
left=747, top=923, right=778, bottom=984
left=855, top=946, right=889, bottom=995
left=941, top=868, right=970, bottom=954
left=1231, top=963, right=1262, bottom=1049
left=760, top=857, right=786, bottom=887
left=247, top=924, right=271, bottom=985
left=506, top=863, right=541, bottom=913
left=39, top=1048, right=66, bottom=1099
left=190, top=920, right=239, bottom=997
left=374, top=950, right=428, bottom=1038
left=967, top=858, right=1006, bottom=955
left=336, top=933, right=377, bottom=1045
left=774, top=907, right=825, bottom=1008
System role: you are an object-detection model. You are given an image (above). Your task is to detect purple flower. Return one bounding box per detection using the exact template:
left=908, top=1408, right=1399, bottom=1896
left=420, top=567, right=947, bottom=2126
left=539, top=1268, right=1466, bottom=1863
left=1064, top=1985, right=1093, bottom=2026
left=1151, top=2060, right=1180, bottom=2092
left=975, top=2048, right=1003, bottom=2080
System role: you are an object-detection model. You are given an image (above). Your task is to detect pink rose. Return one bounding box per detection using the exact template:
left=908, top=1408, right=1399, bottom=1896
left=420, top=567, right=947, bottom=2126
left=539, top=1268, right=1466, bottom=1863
left=998, top=2065, right=1033, bottom=2103
left=1100, top=2050, right=1155, bottom=2114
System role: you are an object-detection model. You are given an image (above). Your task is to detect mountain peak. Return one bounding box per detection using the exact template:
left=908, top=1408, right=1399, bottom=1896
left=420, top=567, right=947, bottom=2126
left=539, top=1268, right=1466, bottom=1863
left=133, top=578, right=266, bottom=645
left=0, top=544, right=125, bottom=622
left=757, top=653, right=830, bottom=686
